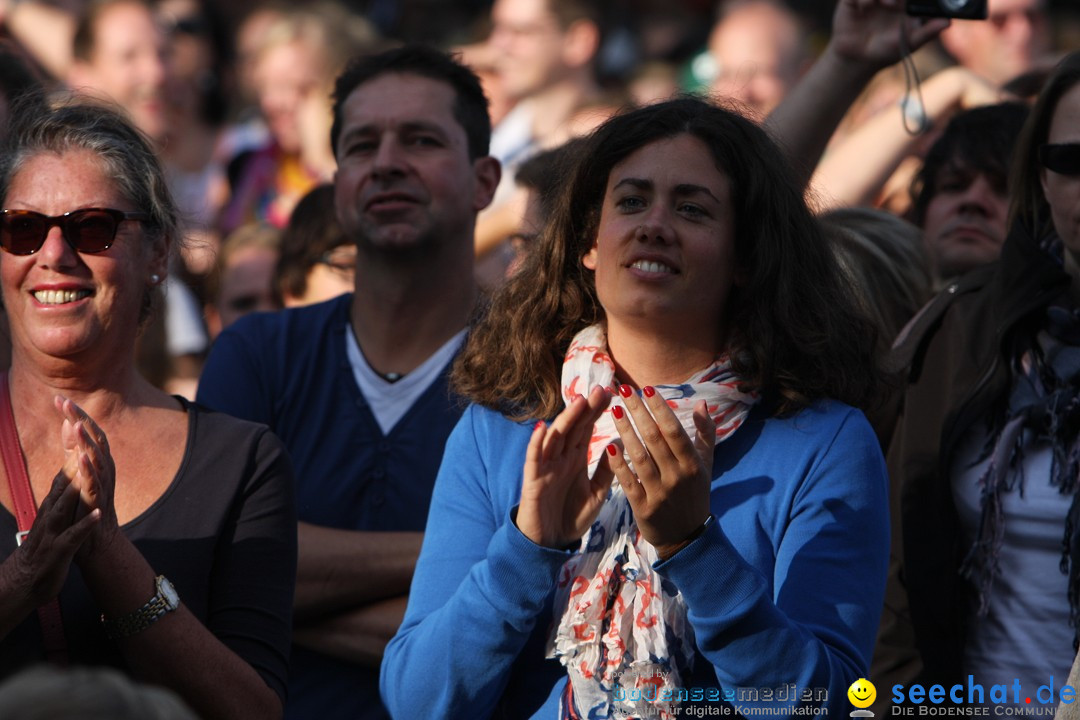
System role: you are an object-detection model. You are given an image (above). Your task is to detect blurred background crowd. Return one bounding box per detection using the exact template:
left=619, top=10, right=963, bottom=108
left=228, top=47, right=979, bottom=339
left=0, top=0, right=1076, bottom=397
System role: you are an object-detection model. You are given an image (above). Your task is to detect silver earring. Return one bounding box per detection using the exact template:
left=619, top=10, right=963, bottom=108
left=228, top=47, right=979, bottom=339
left=150, top=274, right=161, bottom=284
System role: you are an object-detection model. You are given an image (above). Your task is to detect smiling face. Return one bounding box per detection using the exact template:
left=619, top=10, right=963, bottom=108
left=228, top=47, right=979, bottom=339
left=1041, top=83, right=1080, bottom=262
left=847, top=678, right=876, bottom=708
left=582, top=134, right=736, bottom=353
left=0, top=149, right=165, bottom=366
left=333, top=72, right=499, bottom=258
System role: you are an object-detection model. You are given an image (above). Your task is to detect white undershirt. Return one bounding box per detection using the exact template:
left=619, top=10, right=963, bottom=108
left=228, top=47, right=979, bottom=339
left=345, top=325, right=466, bottom=435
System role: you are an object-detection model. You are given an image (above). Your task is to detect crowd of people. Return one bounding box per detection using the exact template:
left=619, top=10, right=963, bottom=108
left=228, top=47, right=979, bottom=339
left=0, top=0, right=1076, bottom=718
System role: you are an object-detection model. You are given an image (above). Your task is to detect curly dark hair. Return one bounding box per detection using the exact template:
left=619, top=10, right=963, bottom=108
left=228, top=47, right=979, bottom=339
left=453, top=96, right=882, bottom=421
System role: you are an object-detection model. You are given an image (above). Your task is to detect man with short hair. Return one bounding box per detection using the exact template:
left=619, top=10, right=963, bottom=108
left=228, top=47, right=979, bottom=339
left=475, top=0, right=604, bottom=262
left=197, top=46, right=500, bottom=720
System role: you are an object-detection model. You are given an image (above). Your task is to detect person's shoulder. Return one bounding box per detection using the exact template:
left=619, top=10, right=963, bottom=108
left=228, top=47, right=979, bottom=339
left=444, top=403, right=537, bottom=457
left=892, top=266, right=996, bottom=362
left=764, top=398, right=873, bottom=442
left=183, top=397, right=278, bottom=445
left=458, top=403, right=533, bottom=436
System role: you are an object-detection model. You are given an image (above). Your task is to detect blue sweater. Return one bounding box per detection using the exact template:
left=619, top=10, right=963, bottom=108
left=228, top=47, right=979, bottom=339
left=381, top=400, right=889, bottom=718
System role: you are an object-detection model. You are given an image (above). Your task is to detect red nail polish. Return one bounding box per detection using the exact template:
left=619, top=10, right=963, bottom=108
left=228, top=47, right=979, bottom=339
left=606, top=444, right=618, bottom=456
left=612, top=405, right=624, bottom=420
left=643, top=386, right=656, bottom=398
left=619, top=384, right=633, bottom=398
left=534, top=420, right=545, bottom=430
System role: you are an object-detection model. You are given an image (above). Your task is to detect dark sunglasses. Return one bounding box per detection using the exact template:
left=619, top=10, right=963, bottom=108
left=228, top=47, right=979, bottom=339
left=1039, top=143, right=1080, bottom=176
left=0, top=208, right=149, bottom=255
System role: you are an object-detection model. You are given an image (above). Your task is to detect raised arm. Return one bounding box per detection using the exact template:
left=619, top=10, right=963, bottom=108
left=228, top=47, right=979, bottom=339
left=766, top=0, right=948, bottom=191
left=679, top=412, right=886, bottom=713
left=382, top=390, right=612, bottom=718
left=609, top=392, right=889, bottom=714
left=808, top=66, right=1003, bottom=210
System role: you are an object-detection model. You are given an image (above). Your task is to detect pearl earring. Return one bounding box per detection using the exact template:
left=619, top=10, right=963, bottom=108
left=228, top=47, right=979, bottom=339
left=150, top=274, right=161, bottom=284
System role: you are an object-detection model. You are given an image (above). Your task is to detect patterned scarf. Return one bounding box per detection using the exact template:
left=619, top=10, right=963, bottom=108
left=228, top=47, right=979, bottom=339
left=960, top=301, right=1080, bottom=644
left=548, top=324, right=758, bottom=719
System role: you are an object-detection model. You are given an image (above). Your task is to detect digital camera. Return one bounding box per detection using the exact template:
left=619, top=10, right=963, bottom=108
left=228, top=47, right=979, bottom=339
left=906, top=0, right=987, bottom=19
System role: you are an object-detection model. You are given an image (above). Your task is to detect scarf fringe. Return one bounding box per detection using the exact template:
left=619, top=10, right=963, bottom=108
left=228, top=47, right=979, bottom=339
left=962, top=319, right=1080, bottom=647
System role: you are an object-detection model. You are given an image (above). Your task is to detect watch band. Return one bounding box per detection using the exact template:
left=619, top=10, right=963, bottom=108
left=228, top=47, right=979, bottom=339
left=102, top=575, right=180, bottom=640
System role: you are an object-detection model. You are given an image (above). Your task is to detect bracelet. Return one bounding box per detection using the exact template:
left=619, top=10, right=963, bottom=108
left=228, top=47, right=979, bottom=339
left=657, top=514, right=714, bottom=562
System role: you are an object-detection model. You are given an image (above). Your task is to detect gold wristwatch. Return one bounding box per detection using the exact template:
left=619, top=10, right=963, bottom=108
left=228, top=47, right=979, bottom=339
left=102, top=575, right=180, bottom=640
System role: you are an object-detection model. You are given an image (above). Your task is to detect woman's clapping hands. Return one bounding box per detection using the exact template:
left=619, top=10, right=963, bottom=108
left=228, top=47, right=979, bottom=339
left=605, top=387, right=716, bottom=560
left=55, top=396, right=120, bottom=561
left=517, top=386, right=613, bottom=549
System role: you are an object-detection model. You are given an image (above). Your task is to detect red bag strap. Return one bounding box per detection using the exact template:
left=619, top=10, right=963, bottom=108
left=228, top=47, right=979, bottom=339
left=0, top=372, right=69, bottom=665
left=0, top=374, right=39, bottom=535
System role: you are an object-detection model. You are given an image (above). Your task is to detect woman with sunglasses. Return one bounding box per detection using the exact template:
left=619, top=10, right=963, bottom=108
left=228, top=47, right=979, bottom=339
left=881, top=52, right=1080, bottom=703
left=0, top=98, right=296, bottom=720
left=382, top=97, right=888, bottom=718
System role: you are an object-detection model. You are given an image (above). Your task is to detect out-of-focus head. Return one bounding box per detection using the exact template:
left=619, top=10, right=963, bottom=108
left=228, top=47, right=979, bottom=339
left=0, top=96, right=179, bottom=362
left=510, top=138, right=584, bottom=274
left=1011, top=52, right=1080, bottom=260
left=628, top=61, right=681, bottom=107
left=254, top=2, right=379, bottom=155
left=207, top=223, right=281, bottom=336
left=911, top=102, right=1029, bottom=279
left=235, top=4, right=286, bottom=108
left=0, top=665, right=198, bottom=719
left=707, top=0, right=807, bottom=118
left=940, top=0, right=1050, bottom=86
left=822, top=207, right=933, bottom=348
left=453, top=41, right=516, bottom=127
left=158, top=0, right=230, bottom=127
left=276, top=184, right=354, bottom=307
left=69, top=0, right=171, bottom=143
left=488, top=0, right=602, bottom=102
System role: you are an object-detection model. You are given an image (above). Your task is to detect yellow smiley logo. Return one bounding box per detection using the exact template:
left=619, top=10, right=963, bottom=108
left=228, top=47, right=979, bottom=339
left=848, top=678, right=876, bottom=708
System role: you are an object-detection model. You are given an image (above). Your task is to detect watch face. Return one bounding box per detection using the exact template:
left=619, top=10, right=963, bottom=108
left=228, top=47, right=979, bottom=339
left=159, top=577, right=180, bottom=609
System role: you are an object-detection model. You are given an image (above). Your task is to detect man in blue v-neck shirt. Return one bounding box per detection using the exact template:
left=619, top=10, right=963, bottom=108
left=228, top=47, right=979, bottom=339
left=197, top=45, right=500, bottom=720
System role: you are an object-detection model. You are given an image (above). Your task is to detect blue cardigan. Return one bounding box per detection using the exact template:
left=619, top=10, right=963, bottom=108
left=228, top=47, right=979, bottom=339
left=381, top=400, right=889, bottom=718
